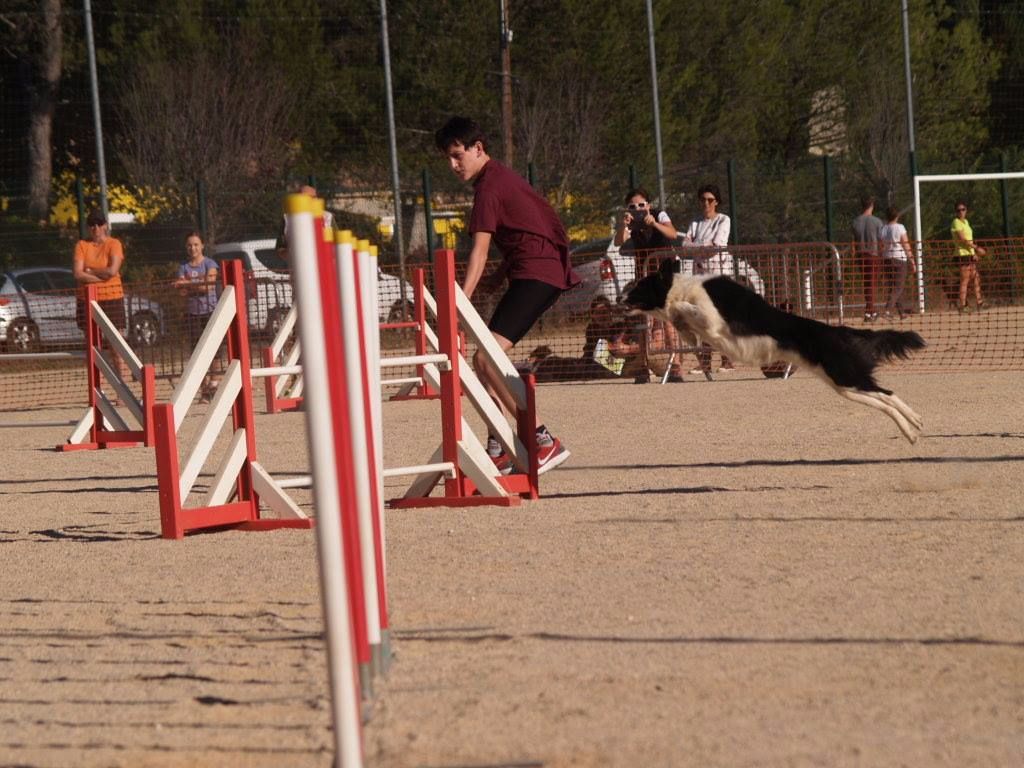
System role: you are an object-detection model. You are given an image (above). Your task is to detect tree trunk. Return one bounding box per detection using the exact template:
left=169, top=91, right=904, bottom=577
left=26, top=0, right=62, bottom=222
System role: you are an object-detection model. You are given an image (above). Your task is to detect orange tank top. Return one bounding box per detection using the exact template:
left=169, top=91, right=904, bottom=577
left=75, top=237, right=125, bottom=301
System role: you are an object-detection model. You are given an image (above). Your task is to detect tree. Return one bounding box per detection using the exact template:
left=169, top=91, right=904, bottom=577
left=115, top=40, right=299, bottom=241
left=1, top=0, right=62, bottom=220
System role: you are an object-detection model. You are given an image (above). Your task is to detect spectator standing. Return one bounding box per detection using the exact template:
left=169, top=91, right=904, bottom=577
left=435, top=116, right=579, bottom=474
left=878, top=206, right=917, bottom=318
left=614, top=187, right=683, bottom=383
left=174, top=231, right=222, bottom=401
left=680, top=183, right=734, bottom=372
left=73, top=209, right=130, bottom=385
left=951, top=200, right=987, bottom=313
left=277, top=184, right=335, bottom=260
left=852, top=195, right=884, bottom=321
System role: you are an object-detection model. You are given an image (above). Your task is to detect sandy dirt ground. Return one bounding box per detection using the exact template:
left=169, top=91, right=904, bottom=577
left=2, top=369, right=1023, bottom=767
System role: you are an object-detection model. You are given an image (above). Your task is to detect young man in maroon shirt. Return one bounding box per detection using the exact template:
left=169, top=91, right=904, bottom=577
left=435, top=116, right=579, bottom=473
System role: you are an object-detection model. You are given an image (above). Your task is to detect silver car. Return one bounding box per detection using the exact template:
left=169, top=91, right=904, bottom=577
left=0, top=267, right=164, bottom=352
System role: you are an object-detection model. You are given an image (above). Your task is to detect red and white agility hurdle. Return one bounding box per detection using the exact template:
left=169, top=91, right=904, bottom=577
left=150, top=259, right=315, bottom=539
left=59, top=284, right=157, bottom=451
left=259, top=305, right=304, bottom=414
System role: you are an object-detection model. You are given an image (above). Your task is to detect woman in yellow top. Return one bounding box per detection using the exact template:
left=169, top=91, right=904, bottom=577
left=73, top=209, right=129, bottom=383
left=951, top=200, right=987, bottom=313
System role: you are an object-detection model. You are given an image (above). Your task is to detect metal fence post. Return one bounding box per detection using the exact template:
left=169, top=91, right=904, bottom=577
left=75, top=176, right=87, bottom=240
left=628, top=164, right=637, bottom=190
left=195, top=179, right=208, bottom=239
left=727, top=158, right=739, bottom=245
left=1000, top=153, right=1011, bottom=238
left=421, top=168, right=435, bottom=257
left=823, top=155, right=834, bottom=242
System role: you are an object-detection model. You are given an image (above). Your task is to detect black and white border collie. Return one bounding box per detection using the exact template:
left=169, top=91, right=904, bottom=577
left=621, top=258, right=927, bottom=443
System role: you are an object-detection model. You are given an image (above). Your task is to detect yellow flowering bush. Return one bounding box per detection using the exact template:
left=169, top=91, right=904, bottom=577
left=48, top=170, right=181, bottom=227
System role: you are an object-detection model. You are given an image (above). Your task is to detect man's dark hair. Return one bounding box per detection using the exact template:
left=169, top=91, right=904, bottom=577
left=861, top=195, right=875, bottom=211
left=435, top=116, right=488, bottom=152
left=697, top=183, right=722, bottom=204
left=623, top=187, right=651, bottom=206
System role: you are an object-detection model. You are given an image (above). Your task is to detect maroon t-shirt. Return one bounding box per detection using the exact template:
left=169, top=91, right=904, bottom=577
left=469, top=160, right=580, bottom=290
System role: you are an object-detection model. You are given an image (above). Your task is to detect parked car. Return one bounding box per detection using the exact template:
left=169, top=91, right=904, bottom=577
left=559, top=237, right=638, bottom=316
left=211, top=239, right=414, bottom=336
left=0, top=266, right=165, bottom=353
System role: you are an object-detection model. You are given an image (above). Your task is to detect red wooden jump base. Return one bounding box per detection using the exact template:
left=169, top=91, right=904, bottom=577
left=58, top=283, right=157, bottom=452
left=152, top=260, right=315, bottom=539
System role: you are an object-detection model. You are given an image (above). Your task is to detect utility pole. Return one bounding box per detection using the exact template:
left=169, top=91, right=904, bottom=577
left=499, top=0, right=513, bottom=166
left=379, top=0, right=405, bottom=295
left=644, top=0, right=666, bottom=208
left=83, top=0, right=108, bottom=221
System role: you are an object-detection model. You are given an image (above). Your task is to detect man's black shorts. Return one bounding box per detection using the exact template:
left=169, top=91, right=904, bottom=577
left=488, top=279, right=563, bottom=344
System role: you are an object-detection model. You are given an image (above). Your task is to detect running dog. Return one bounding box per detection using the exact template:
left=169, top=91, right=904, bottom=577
left=621, top=258, right=926, bottom=443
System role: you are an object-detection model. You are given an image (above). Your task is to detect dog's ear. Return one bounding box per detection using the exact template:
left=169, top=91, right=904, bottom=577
left=658, top=256, right=680, bottom=285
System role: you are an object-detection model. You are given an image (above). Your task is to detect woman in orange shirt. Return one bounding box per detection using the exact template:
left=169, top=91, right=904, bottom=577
left=73, top=209, right=129, bottom=382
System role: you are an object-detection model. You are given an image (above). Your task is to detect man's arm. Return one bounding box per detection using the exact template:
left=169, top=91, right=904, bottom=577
left=462, top=231, right=493, bottom=299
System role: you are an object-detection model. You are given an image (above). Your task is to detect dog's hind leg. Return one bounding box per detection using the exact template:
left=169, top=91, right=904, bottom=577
left=836, top=388, right=921, bottom=444
left=875, top=391, right=924, bottom=431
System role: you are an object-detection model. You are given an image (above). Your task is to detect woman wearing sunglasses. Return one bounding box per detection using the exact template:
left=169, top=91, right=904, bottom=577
left=951, top=200, right=987, bottom=313
left=681, top=184, right=734, bottom=372
left=614, top=187, right=683, bottom=383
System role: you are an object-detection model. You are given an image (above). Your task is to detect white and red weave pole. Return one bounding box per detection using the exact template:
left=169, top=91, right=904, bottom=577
left=318, top=230, right=372, bottom=692
left=360, top=242, right=391, bottom=671
left=284, top=194, right=363, bottom=768
left=335, top=233, right=385, bottom=684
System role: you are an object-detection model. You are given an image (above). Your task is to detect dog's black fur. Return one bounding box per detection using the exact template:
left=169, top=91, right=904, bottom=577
left=622, top=258, right=927, bottom=442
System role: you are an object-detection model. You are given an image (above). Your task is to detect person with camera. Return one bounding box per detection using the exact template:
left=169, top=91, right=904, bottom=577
left=614, top=187, right=683, bottom=383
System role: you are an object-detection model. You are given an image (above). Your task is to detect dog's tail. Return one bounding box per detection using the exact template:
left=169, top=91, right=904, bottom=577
left=857, top=328, right=926, bottom=363
left=786, top=317, right=925, bottom=393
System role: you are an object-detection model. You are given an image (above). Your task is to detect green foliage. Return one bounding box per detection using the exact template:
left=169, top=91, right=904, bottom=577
left=3, top=0, right=1017, bottom=251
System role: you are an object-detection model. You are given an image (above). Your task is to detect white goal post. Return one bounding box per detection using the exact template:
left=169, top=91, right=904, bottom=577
left=913, top=170, right=1024, bottom=314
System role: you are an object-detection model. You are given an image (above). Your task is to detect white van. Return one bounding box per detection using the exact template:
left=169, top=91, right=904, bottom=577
left=212, top=239, right=414, bottom=335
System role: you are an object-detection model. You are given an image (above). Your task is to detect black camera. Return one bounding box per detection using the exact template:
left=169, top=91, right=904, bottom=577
left=627, top=209, right=649, bottom=229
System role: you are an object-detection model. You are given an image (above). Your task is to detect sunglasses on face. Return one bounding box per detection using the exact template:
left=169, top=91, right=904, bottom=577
left=700, top=197, right=717, bottom=204
left=957, top=207, right=967, bottom=212
left=627, top=202, right=648, bottom=210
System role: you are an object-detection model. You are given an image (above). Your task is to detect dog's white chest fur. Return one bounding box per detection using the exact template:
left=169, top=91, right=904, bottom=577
left=654, top=275, right=788, bottom=367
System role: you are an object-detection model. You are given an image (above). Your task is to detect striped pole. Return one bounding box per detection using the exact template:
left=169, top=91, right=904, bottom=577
left=284, top=194, right=363, bottom=768
left=335, top=231, right=383, bottom=687
left=359, top=241, right=391, bottom=672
